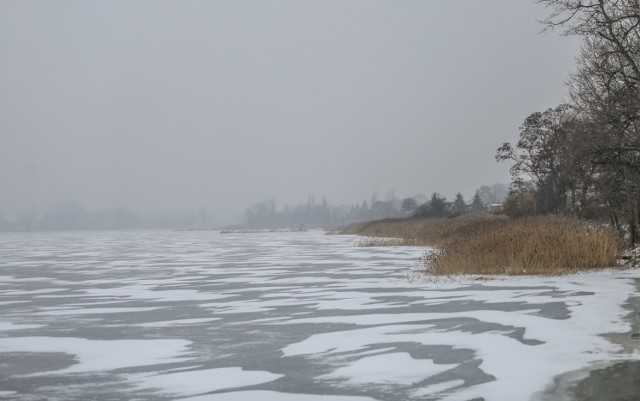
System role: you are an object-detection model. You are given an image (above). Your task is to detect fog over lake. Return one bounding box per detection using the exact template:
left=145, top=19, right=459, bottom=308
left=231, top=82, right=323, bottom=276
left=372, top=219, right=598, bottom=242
left=0, top=1, right=579, bottom=221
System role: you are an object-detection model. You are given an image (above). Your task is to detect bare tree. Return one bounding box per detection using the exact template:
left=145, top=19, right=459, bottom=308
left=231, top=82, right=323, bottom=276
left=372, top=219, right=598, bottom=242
left=496, top=104, right=583, bottom=214
left=541, top=0, right=640, bottom=245
left=539, top=0, right=640, bottom=84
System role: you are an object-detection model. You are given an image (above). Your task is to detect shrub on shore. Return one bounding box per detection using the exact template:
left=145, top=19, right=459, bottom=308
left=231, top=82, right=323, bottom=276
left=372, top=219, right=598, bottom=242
left=342, top=214, right=621, bottom=275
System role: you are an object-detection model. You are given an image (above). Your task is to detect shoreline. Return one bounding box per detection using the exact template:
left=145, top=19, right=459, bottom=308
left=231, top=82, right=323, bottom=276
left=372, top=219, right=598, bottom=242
left=345, top=219, right=640, bottom=399
left=538, top=278, right=640, bottom=401
left=341, top=214, right=625, bottom=276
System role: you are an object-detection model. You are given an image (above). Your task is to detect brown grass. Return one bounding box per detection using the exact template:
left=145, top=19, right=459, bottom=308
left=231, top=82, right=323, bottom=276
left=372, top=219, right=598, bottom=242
left=342, top=213, right=622, bottom=275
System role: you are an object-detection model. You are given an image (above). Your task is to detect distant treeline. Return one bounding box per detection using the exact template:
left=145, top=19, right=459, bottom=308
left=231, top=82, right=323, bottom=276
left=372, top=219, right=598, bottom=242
left=411, top=184, right=507, bottom=219
left=0, top=186, right=508, bottom=232
left=242, top=185, right=507, bottom=229
left=0, top=203, right=222, bottom=232
left=242, top=195, right=403, bottom=228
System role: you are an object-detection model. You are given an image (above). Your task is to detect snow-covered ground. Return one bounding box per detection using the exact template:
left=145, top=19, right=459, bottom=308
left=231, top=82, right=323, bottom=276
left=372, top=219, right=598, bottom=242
left=0, top=230, right=638, bottom=401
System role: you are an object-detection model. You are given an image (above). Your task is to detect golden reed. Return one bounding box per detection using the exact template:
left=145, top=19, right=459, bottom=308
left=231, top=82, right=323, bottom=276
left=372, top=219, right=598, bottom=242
left=342, top=213, right=621, bottom=275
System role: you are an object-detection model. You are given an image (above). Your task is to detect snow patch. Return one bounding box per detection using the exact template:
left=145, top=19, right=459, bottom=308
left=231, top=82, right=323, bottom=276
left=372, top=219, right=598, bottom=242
left=0, top=336, right=192, bottom=374
left=319, top=352, right=456, bottom=386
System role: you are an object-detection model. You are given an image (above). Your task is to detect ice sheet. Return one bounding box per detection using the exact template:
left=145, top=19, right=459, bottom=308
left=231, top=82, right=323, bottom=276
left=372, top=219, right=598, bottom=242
left=0, top=336, right=192, bottom=374
left=131, top=367, right=282, bottom=396
left=135, top=317, right=221, bottom=327
left=410, top=380, right=465, bottom=397
left=180, top=390, right=381, bottom=401
left=36, top=307, right=163, bottom=315
left=0, top=322, right=43, bottom=331
left=320, top=352, right=457, bottom=385
left=1, top=230, right=638, bottom=401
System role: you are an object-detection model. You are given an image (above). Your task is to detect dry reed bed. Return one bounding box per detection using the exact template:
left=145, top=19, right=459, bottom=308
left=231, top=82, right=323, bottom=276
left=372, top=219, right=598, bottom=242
left=342, top=214, right=621, bottom=275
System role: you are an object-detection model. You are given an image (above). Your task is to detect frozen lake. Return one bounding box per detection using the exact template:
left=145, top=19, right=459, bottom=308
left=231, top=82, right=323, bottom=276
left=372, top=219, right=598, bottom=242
left=0, top=230, right=639, bottom=401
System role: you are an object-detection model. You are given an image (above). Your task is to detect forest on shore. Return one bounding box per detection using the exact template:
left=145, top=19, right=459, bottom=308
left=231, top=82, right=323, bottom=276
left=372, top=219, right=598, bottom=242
left=494, top=0, right=640, bottom=248
left=344, top=1, right=640, bottom=275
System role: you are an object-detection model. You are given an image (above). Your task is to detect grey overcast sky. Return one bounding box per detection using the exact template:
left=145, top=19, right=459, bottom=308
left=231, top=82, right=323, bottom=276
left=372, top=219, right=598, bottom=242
left=0, top=0, right=579, bottom=219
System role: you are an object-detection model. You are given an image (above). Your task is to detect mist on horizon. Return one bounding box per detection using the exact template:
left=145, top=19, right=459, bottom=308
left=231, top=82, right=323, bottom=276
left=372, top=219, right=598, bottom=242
left=0, top=1, right=580, bottom=224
